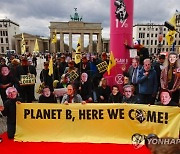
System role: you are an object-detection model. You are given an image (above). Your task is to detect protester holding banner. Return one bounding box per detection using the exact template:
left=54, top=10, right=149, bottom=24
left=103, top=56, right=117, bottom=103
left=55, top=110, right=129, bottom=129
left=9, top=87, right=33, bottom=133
left=97, top=78, right=111, bottom=103
left=16, top=58, right=37, bottom=103
left=108, top=85, right=123, bottom=103
left=122, top=85, right=138, bottom=104
left=155, top=89, right=178, bottom=106
left=75, top=72, right=93, bottom=103
left=160, top=52, right=180, bottom=104
left=0, top=87, right=22, bottom=139
left=61, top=84, right=86, bottom=104
left=38, top=86, right=57, bottom=103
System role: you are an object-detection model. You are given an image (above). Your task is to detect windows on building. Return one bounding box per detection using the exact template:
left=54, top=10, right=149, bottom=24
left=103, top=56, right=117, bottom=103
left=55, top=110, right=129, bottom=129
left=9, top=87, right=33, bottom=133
left=6, top=38, right=8, bottom=43
left=142, top=40, right=145, bottom=44
left=146, top=40, right=149, bottom=45
left=1, top=47, right=4, bottom=53
left=139, top=33, right=145, bottom=38
left=151, top=40, right=153, bottom=45
left=155, top=40, right=157, bottom=45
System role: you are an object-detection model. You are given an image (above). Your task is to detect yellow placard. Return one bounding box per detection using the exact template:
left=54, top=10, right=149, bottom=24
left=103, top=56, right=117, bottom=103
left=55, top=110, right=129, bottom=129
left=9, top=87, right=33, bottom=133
left=96, top=61, right=108, bottom=73
left=15, top=103, right=180, bottom=143
left=66, top=70, right=79, bottom=82
left=20, top=74, right=36, bottom=85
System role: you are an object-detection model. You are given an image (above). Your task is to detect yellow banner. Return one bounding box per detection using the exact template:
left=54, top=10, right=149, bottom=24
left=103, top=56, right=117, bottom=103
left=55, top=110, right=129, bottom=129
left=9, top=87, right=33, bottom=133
left=15, top=103, right=180, bottom=144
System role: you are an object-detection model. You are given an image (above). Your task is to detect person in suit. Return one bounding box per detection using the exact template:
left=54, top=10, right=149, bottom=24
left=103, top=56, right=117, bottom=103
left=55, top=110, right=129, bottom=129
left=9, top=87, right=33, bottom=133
left=122, top=56, right=142, bottom=94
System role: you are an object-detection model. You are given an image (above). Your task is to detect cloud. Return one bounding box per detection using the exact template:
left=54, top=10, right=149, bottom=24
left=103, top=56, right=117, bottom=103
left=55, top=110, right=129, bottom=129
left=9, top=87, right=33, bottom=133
left=0, top=0, right=179, bottom=39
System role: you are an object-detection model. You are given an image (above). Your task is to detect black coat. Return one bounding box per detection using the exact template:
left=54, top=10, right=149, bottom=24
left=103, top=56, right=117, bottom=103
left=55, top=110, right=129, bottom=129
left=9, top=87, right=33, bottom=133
left=38, top=94, right=57, bottom=103
left=40, top=69, right=53, bottom=91
left=2, top=97, right=22, bottom=124
left=108, top=92, right=123, bottom=103
left=98, top=86, right=111, bottom=103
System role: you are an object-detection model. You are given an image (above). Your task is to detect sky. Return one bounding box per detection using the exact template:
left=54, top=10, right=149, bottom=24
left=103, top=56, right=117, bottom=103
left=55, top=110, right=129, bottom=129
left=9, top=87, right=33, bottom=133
left=0, top=0, right=179, bottom=47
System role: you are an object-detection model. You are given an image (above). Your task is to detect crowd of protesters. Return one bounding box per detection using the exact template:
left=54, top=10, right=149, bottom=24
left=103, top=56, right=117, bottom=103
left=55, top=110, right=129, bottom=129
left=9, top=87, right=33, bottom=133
left=0, top=50, right=179, bottom=139
left=0, top=50, right=179, bottom=106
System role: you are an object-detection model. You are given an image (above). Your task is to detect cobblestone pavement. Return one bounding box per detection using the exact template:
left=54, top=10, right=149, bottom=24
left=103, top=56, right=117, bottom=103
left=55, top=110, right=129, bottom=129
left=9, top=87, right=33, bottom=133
left=0, top=57, right=45, bottom=134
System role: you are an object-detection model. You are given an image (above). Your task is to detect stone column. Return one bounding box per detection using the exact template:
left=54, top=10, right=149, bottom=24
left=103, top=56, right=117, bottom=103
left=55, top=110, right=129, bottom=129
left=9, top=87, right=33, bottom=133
left=60, top=32, right=64, bottom=53
left=69, top=33, right=72, bottom=53
left=89, top=33, right=93, bottom=53
left=81, top=33, right=84, bottom=53
left=50, top=31, right=55, bottom=53
left=97, top=32, right=102, bottom=53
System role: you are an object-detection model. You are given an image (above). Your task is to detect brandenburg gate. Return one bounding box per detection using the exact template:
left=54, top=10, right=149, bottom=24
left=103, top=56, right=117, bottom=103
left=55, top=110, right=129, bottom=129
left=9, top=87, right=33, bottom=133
left=49, top=9, right=102, bottom=53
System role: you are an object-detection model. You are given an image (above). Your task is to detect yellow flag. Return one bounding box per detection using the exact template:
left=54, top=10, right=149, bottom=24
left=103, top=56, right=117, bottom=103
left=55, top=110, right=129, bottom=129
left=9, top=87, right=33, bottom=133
left=21, top=33, right=26, bottom=54
left=51, top=30, right=57, bottom=44
left=107, top=51, right=116, bottom=75
left=34, top=38, right=39, bottom=53
left=75, top=37, right=81, bottom=64
left=48, top=57, right=53, bottom=76
left=166, top=14, right=176, bottom=46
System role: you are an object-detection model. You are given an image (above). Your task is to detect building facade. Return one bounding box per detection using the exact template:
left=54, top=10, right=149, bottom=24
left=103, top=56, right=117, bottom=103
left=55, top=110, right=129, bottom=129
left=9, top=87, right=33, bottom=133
left=133, top=12, right=180, bottom=54
left=0, top=19, right=20, bottom=54
left=49, top=21, right=103, bottom=54
left=14, top=33, right=49, bottom=55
